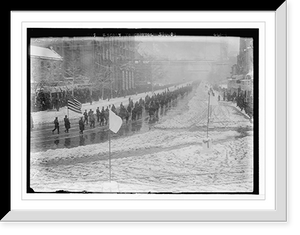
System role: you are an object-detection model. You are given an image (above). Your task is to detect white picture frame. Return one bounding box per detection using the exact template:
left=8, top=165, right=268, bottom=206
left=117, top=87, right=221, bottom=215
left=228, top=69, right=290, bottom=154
left=4, top=3, right=287, bottom=222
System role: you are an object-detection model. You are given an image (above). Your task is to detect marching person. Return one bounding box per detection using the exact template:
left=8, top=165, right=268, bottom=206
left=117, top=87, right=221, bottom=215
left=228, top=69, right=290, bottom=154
left=83, top=110, right=88, bottom=125
left=88, top=109, right=93, bottom=122
left=52, top=117, right=59, bottom=134
left=100, top=107, right=105, bottom=126
left=96, top=107, right=100, bottom=122
left=64, top=115, right=71, bottom=133
left=79, top=117, right=85, bottom=134
left=90, top=111, right=95, bottom=128
left=111, top=104, right=117, bottom=114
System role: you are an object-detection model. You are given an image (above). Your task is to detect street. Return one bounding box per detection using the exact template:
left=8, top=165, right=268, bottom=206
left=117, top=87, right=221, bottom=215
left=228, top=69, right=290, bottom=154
left=30, top=85, right=194, bottom=153
left=30, top=83, right=254, bottom=193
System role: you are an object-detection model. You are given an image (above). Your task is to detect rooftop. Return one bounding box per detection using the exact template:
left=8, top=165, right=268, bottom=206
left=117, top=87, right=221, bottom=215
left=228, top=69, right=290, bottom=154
left=30, top=45, right=63, bottom=61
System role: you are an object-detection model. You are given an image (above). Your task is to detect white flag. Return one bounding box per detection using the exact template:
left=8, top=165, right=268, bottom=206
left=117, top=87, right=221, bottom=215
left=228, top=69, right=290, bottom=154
left=109, top=109, right=123, bottom=133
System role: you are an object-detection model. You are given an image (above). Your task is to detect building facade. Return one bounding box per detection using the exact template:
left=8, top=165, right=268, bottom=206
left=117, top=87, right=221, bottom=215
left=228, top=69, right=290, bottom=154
left=31, top=36, right=136, bottom=97
left=228, top=37, right=254, bottom=103
left=30, top=45, right=63, bottom=84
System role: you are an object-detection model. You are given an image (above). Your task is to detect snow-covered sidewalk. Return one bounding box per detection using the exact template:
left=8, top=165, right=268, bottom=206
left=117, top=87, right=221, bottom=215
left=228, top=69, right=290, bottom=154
left=156, top=84, right=252, bottom=129
left=31, top=128, right=253, bottom=192
left=30, top=81, right=254, bottom=193
left=31, top=82, right=191, bottom=126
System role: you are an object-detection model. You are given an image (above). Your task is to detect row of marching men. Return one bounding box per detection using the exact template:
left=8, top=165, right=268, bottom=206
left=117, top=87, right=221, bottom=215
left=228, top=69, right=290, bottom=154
left=51, top=84, right=194, bottom=134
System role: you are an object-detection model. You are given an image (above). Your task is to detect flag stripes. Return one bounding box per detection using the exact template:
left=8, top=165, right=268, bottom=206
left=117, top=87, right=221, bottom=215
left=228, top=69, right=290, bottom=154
left=67, top=98, right=82, bottom=114
left=71, top=98, right=81, bottom=107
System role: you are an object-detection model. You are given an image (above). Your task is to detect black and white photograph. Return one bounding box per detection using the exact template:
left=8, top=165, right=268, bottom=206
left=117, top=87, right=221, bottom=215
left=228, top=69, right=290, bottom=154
left=28, top=28, right=258, bottom=194
left=5, top=2, right=291, bottom=226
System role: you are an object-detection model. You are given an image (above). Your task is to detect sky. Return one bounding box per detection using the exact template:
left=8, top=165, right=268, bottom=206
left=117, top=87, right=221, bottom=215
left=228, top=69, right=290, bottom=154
left=135, top=36, right=240, bottom=61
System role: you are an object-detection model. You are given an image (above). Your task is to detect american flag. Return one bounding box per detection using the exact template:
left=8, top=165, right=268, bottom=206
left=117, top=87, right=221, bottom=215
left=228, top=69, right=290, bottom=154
left=67, top=97, right=82, bottom=114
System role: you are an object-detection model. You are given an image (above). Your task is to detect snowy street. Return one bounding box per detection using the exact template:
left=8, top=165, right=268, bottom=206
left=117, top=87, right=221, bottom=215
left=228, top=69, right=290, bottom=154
left=30, top=83, right=254, bottom=193
left=31, top=82, right=191, bottom=127
left=30, top=82, right=194, bottom=152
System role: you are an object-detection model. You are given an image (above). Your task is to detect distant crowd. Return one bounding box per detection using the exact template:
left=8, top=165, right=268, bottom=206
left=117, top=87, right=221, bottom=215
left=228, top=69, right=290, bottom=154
left=223, top=90, right=253, bottom=118
left=31, top=84, right=173, bottom=112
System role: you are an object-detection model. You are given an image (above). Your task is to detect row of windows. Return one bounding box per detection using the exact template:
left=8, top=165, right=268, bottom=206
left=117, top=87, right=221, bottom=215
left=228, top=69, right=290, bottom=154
left=40, top=60, right=62, bottom=71
left=54, top=39, right=134, bottom=53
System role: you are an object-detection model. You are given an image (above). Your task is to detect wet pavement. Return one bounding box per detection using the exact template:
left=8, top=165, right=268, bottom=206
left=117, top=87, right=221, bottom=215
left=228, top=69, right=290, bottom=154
left=30, top=91, right=194, bottom=153
left=30, top=87, right=253, bottom=153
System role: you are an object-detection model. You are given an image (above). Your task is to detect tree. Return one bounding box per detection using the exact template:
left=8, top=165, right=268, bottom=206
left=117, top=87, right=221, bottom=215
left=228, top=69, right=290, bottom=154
left=94, top=59, right=114, bottom=99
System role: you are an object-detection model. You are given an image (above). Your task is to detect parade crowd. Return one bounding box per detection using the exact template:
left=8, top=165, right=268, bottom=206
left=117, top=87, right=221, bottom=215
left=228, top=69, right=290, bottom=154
left=32, top=84, right=169, bottom=112
left=50, top=84, right=194, bottom=134
left=223, top=90, right=253, bottom=118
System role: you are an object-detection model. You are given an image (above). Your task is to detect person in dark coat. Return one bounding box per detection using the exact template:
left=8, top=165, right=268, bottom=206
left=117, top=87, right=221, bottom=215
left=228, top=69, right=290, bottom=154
left=131, top=107, right=137, bottom=121
left=83, top=110, right=88, bottom=125
left=96, top=107, right=100, bottom=122
left=90, top=111, right=95, bottom=128
left=52, top=117, right=59, bottom=134
left=79, top=117, right=84, bottom=134
left=88, top=109, right=93, bottom=122
left=111, top=104, right=116, bottom=114
left=64, top=115, right=71, bottom=133
left=100, top=107, right=105, bottom=126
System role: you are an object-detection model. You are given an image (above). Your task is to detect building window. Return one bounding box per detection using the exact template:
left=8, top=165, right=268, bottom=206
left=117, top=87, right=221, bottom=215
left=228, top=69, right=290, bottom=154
left=46, top=62, right=51, bottom=69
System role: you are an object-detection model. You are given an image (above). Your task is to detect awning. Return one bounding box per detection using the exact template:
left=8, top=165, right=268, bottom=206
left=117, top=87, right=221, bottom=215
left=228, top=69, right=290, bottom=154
left=30, top=46, right=63, bottom=61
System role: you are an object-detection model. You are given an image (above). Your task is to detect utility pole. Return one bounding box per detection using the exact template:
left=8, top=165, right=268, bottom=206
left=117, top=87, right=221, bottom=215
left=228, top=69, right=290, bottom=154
left=206, top=90, right=210, bottom=138
left=151, top=38, right=154, bottom=94
left=109, top=64, right=112, bottom=100
left=72, top=37, right=75, bottom=97
left=72, top=38, right=75, bottom=97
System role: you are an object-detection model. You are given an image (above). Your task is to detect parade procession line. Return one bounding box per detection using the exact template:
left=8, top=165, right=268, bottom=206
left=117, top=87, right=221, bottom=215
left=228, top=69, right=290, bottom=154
left=31, top=82, right=191, bottom=127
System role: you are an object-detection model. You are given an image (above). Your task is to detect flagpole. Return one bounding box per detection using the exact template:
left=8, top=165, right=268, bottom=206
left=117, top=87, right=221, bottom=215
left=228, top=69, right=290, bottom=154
left=67, top=96, right=69, bottom=118
left=107, top=108, right=122, bottom=183
left=108, top=129, right=111, bottom=182
left=207, top=91, right=210, bottom=139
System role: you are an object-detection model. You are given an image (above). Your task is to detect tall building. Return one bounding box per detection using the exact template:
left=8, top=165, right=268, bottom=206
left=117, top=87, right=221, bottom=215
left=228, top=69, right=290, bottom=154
left=228, top=37, right=254, bottom=104
left=237, top=38, right=253, bottom=76
left=31, top=36, right=136, bottom=97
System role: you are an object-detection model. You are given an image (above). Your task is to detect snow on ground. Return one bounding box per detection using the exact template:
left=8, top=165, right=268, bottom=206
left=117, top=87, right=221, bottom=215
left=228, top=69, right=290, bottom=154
left=31, top=129, right=238, bottom=165
left=156, top=83, right=252, bottom=129
left=31, top=82, right=190, bottom=126
left=31, top=131, right=253, bottom=192
left=30, top=82, right=254, bottom=193
left=31, top=124, right=253, bottom=192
